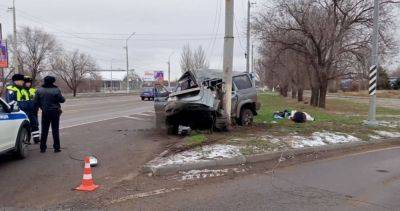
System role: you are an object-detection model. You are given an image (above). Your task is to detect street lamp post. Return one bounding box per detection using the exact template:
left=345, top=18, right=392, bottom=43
left=125, top=32, right=135, bottom=94
left=167, top=52, right=174, bottom=88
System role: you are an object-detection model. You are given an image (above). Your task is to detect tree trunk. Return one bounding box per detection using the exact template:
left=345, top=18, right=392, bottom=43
left=291, top=89, right=297, bottom=99
left=297, top=88, right=304, bottom=102
left=73, top=88, right=77, bottom=97
left=310, top=88, right=318, bottom=107
left=318, top=82, right=328, bottom=108
left=280, top=85, right=288, bottom=97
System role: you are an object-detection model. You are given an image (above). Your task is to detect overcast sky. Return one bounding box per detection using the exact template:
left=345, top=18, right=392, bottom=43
left=0, top=0, right=262, bottom=80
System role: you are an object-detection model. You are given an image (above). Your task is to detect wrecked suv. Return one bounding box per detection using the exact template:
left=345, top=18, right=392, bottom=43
left=154, top=69, right=260, bottom=134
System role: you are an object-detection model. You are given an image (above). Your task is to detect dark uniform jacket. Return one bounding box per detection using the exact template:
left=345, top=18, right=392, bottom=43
left=34, top=84, right=65, bottom=112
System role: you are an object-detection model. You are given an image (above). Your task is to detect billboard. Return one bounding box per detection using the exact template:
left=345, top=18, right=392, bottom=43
left=143, top=71, right=153, bottom=82
left=154, top=71, right=164, bottom=82
left=0, top=41, right=8, bottom=68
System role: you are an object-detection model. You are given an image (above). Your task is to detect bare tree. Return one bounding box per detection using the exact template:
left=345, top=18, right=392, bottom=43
left=180, top=44, right=194, bottom=73
left=180, top=44, right=209, bottom=73
left=8, top=26, right=59, bottom=84
left=193, top=46, right=209, bottom=71
left=0, top=69, right=13, bottom=97
left=253, top=0, right=398, bottom=108
left=50, top=50, right=97, bottom=97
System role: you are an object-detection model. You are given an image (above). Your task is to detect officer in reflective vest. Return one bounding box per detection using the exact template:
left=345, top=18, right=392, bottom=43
left=5, top=74, right=30, bottom=108
left=24, top=76, right=40, bottom=144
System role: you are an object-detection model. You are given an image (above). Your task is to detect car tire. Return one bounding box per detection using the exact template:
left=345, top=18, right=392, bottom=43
left=15, top=126, right=29, bottom=159
left=141, top=97, right=145, bottom=101
left=239, top=108, right=254, bottom=126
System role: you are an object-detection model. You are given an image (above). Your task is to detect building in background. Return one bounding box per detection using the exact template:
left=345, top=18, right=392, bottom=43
left=96, top=69, right=142, bottom=92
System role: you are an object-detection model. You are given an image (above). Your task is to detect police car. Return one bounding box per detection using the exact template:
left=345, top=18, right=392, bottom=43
left=0, top=98, right=30, bottom=158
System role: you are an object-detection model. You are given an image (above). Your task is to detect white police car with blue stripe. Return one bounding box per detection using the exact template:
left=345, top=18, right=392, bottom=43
left=0, top=98, right=30, bottom=158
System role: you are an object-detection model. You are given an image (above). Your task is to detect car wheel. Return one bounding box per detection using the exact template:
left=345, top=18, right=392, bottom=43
left=239, top=108, right=254, bottom=126
left=141, top=97, right=145, bottom=101
left=15, top=126, right=29, bottom=159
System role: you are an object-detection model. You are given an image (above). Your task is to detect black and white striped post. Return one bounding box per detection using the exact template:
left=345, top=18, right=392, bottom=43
left=368, top=0, right=379, bottom=125
left=369, top=65, right=378, bottom=96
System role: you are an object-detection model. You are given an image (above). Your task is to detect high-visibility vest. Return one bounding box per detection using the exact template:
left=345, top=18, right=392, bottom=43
left=28, top=88, right=36, bottom=100
left=6, top=85, right=30, bottom=101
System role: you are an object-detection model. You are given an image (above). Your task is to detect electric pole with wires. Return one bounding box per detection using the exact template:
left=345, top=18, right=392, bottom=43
left=246, top=0, right=255, bottom=73
left=125, top=32, right=135, bottom=94
left=223, top=0, right=235, bottom=126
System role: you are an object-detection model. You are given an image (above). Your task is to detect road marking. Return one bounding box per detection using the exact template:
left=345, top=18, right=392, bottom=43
left=60, top=111, right=155, bottom=129
left=134, top=113, right=154, bottom=117
left=60, top=117, right=123, bottom=129
left=123, top=116, right=147, bottom=121
left=108, top=188, right=182, bottom=205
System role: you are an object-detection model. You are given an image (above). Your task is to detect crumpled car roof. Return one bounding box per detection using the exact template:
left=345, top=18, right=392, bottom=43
left=190, top=69, right=244, bottom=83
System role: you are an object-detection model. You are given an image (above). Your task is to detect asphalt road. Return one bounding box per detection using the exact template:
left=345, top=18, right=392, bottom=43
left=114, top=146, right=400, bottom=211
left=60, top=95, right=153, bottom=128
left=0, top=95, right=175, bottom=209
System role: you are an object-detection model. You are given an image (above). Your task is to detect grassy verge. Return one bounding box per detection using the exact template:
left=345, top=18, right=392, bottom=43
left=186, top=134, right=208, bottom=146
left=254, top=93, right=400, bottom=139
left=168, top=93, right=400, bottom=156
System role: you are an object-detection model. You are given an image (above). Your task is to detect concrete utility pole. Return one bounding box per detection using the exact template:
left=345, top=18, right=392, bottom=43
left=125, top=32, right=135, bottom=94
left=223, top=0, right=235, bottom=124
left=246, top=1, right=255, bottom=73
left=9, top=0, right=19, bottom=74
left=110, top=59, right=114, bottom=92
left=251, top=43, right=254, bottom=73
left=167, top=52, right=174, bottom=88
left=246, top=0, right=250, bottom=73
left=368, top=0, right=379, bottom=125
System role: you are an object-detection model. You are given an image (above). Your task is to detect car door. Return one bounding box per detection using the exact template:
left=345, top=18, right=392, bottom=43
left=0, top=99, right=16, bottom=151
left=153, top=84, right=170, bottom=128
left=232, top=74, right=254, bottom=117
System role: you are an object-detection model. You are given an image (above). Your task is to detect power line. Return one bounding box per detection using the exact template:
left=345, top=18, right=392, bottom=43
left=206, top=0, right=221, bottom=57
left=234, top=16, right=246, bottom=52
left=56, top=35, right=223, bottom=42
left=208, top=0, right=223, bottom=59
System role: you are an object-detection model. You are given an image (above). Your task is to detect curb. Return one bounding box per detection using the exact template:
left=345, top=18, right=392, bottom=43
left=143, top=138, right=400, bottom=176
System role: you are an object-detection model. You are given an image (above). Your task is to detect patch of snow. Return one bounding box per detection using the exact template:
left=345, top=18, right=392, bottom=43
left=315, top=132, right=361, bottom=144
left=363, top=120, right=400, bottom=128
left=369, top=135, right=382, bottom=140
left=374, top=131, right=400, bottom=138
left=290, top=136, right=326, bottom=149
left=148, top=144, right=242, bottom=168
left=289, top=132, right=360, bottom=149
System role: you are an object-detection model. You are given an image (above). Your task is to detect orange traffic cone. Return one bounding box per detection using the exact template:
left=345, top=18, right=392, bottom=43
left=75, top=156, right=99, bottom=192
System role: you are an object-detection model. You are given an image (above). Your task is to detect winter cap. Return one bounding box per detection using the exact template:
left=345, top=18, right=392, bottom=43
left=24, top=76, right=33, bottom=83
left=43, top=76, right=56, bottom=85
left=12, top=74, right=25, bottom=81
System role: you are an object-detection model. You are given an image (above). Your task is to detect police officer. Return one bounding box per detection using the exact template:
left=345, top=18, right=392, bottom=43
left=24, top=76, right=40, bottom=144
left=5, top=74, right=28, bottom=106
left=34, top=76, right=65, bottom=153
